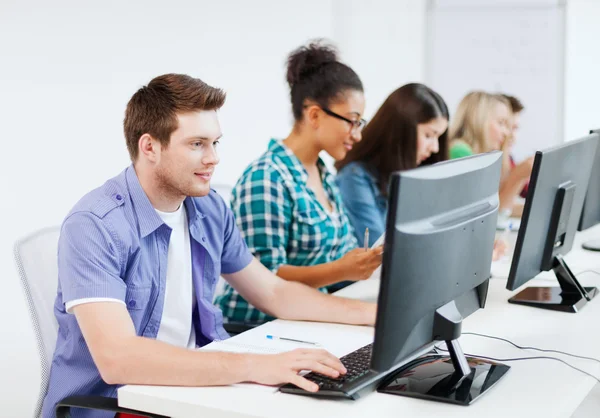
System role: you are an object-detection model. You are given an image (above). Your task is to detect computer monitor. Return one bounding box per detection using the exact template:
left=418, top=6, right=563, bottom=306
left=373, top=151, right=509, bottom=405
left=578, top=129, right=600, bottom=251
left=506, top=134, right=599, bottom=312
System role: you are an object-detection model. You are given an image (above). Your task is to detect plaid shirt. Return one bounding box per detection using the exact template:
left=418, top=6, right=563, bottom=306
left=215, top=139, right=358, bottom=323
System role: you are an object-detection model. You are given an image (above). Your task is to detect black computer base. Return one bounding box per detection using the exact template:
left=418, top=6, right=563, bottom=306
left=377, top=353, right=510, bottom=406
left=508, top=254, right=598, bottom=312
left=582, top=239, right=600, bottom=252
left=508, top=286, right=598, bottom=312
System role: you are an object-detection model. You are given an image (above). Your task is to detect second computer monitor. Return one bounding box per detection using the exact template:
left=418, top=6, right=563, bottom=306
left=372, top=151, right=509, bottom=405
left=506, top=133, right=599, bottom=312
left=578, top=129, right=600, bottom=251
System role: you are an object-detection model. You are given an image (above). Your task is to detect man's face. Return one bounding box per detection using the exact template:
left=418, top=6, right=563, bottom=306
left=154, top=110, right=222, bottom=198
left=511, top=111, right=521, bottom=141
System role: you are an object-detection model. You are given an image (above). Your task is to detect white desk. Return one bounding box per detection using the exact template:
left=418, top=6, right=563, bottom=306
left=118, top=225, right=600, bottom=418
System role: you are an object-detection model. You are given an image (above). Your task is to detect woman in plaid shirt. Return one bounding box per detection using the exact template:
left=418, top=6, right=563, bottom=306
left=215, top=41, right=383, bottom=325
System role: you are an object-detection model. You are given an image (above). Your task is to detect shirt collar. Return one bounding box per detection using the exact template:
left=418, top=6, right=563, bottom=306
left=183, top=196, right=205, bottom=222
left=268, top=139, right=331, bottom=184
left=126, top=166, right=163, bottom=238
left=125, top=165, right=205, bottom=238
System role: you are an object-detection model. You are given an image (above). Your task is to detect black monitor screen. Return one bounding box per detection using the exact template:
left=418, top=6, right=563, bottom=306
left=507, top=134, right=599, bottom=292
left=372, top=152, right=502, bottom=372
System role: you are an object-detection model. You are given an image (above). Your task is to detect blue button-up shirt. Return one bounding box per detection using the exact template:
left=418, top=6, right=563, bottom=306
left=336, top=161, right=388, bottom=247
left=42, top=166, right=253, bottom=418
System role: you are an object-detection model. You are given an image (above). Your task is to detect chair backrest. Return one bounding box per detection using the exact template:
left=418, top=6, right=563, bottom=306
left=14, top=226, right=61, bottom=418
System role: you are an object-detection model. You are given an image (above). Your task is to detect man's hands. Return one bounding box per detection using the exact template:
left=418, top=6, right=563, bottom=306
left=249, top=348, right=347, bottom=392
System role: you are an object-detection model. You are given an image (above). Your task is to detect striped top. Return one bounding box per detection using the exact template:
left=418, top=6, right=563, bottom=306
left=215, top=139, right=358, bottom=324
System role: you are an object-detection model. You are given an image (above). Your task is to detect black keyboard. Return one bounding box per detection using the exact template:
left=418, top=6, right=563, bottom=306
left=280, top=343, right=383, bottom=399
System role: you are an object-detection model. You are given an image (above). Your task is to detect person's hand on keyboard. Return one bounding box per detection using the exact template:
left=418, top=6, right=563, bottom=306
left=248, top=348, right=347, bottom=392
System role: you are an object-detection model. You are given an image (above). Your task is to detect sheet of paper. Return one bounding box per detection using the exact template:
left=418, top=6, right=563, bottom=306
left=199, top=339, right=288, bottom=393
left=371, top=232, right=385, bottom=248
left=199, top=320, right=374, bottom=392
left=200, top=340, right=287, bottom=355
left=249, top=320, right=375, bottom=358
left=205, top=321, right=373, bottom=358
left=368, top=232, right=385, bottom=280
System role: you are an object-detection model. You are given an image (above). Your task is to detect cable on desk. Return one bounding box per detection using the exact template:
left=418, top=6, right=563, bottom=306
left=462, top=332, right=600, bottom=364
left=433, top=345, right=600, bottom=384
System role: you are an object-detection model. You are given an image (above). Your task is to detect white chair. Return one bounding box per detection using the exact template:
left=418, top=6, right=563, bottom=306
left=14, top=227, right=165, bottom=418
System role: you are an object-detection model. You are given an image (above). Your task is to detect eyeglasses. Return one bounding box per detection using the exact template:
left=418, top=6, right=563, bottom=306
left=320, top=107, right=367, bottom=133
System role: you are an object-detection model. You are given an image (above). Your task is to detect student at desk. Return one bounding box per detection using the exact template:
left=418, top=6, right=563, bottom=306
left=215, top=41, right=383, bottom=326
left=499, top=94, right=531, bottom=217
left=335, top=83, right=449, bottom=246
left=449, top=91, right=533, bottom=217
left=42, top=73, right=377, bottom=418
left=335, top=84, right=507, bottom=261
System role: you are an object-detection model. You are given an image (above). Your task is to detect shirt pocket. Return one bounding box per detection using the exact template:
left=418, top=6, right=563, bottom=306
left=295, top=208, right=330, bottom=251
left=125, top=286, right=152, bottom=334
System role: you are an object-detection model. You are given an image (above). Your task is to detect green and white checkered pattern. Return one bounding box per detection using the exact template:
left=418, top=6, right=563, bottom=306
left=215, top=139, right=358, bottom=323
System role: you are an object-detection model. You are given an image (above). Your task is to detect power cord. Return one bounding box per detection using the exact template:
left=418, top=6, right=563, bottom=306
left=434, top=344, right=600, bottom=384
left=462, top=332, right=600, bottom=364
left=434, top=331, right=600, bottom=384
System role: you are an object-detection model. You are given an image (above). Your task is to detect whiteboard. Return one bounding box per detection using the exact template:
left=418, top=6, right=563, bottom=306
left=426, top=0, right=566, bottom=161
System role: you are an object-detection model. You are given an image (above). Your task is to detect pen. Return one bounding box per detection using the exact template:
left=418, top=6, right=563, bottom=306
left=266, top=335, right=320, bottom=346
left=364, top=227, right=369, bottom=251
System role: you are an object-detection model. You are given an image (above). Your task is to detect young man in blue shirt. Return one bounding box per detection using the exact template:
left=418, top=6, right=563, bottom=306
left=42, top=74, right=376, bottom=418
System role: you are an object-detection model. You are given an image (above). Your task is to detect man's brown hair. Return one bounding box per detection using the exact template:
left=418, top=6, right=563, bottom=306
left=124, top=74, right=226, bottom=161
left=501, top=94, right=524, bottom=113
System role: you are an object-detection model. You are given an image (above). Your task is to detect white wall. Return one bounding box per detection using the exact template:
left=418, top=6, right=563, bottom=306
left=0, top=1, right=425, bottom=416
left=0, top=1, right=336, bottom=415
left=333, top=0, right=428, bottom=119
left=426, top=0, right=566, bottom=161
left=564, top=0, right=600, bottom=141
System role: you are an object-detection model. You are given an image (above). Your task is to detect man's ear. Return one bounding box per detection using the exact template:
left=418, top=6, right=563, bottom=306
left=138, top=134, right=160, bottom=163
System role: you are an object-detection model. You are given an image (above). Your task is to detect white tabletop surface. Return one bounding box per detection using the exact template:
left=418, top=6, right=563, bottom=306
left=118, top=225, right=600, bottom=418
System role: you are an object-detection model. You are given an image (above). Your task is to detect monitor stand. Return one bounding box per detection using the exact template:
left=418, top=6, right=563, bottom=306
left=377, top=339, right=510, bottom=406
left=582, top=239, right=600, bottom=252
left=508, top=254, right=598, bottom=312
left=378, top=301, right=509, bottom=405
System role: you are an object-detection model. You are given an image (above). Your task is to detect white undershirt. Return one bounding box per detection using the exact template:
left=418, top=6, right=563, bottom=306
left=67, top=204, right=197, bottom=350
left=154, top=205, right=196, bottom=349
